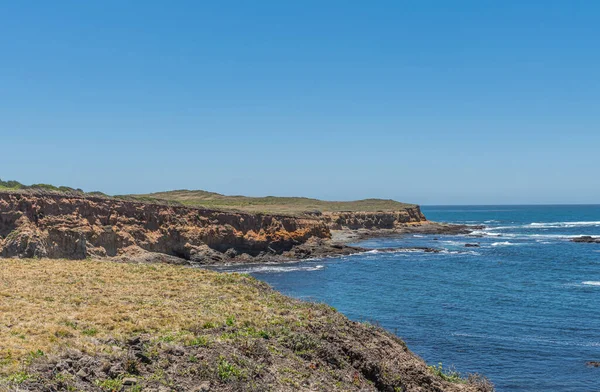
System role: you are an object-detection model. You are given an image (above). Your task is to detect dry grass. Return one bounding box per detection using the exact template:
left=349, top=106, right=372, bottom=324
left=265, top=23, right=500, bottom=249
left=0, top=259, right=490, bottom=391
left=0, top=258, right=311, bottom=375
left=125, top=190, right=416, bottom=215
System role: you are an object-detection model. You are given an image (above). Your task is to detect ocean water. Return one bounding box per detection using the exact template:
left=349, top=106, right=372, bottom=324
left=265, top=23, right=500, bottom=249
left=214, top=205, right=600, bottom=391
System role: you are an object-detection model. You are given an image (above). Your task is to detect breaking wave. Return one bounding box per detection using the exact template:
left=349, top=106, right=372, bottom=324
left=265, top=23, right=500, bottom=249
left=582, top=281, right=600, bottom=286
left=233, top=264, right=325, bottom=274
left=528, top=221, right=600, bottom=228
left=491, top=241, right=519, bottom=247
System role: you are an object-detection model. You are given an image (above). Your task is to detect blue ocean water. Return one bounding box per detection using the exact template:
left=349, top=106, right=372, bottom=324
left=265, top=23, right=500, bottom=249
left=215, top=205, right=600, bottom=391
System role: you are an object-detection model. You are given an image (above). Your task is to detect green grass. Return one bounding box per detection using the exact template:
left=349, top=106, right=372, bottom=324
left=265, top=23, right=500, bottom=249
left=0, top=179, right=84, bottom=194
left=217, top=356, right=244, bottom=381
left=0, top=178, right=416, bottom=216
left=124, top=189, right=416, bottom=215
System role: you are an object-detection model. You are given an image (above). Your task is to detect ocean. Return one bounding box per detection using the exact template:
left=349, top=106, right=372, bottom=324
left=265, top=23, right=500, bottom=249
left=214, top=205, right=600, bottom=391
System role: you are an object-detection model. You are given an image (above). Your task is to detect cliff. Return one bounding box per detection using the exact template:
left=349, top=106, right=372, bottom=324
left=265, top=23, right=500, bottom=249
left=320, top=206, right=427, bottom=230
left=0, top=192, right=329, bottom=263
left=0, top=191, right=440, bottom=263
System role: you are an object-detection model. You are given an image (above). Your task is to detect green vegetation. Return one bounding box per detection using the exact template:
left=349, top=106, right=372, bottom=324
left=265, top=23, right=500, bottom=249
left=125, top=189, right=416, bottom=215
left=0, top=178, right=416, bottom=216
left=217, top=356, right=244, bottom=381
left=0, top=178, right=84, bottom=193
left=428, top=362, right=466, bottom=383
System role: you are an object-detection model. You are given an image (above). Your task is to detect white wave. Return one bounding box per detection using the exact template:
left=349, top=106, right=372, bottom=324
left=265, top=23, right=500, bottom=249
left=582, top=281, right=600, bottom=286
left=490, top=225, right=522, bottom=230
left=491, top=241, right=519, bottom=247
left=484, top=220, right=499, bottom=223
left=442, top=240, right=464, bottom=246
left=438, top=249, right=481, bottom=256
left=528, top=234, right=586, bottom=239
left=233, top=264, right=324, bottom=274
left=469, top=230, right=503, bottom=237
left=413, top=234, right=425, bottom=238
left=346, top=248, right=428, bottom=257
left=529, top=221, right=600, bottom=228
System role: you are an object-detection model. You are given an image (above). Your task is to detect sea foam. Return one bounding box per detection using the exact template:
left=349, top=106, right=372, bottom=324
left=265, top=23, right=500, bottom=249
left=582, top=281, right=600, bottom=286
left=529, top=221, right=600, bottom=228
left=491, top=241, right=519, bottom=247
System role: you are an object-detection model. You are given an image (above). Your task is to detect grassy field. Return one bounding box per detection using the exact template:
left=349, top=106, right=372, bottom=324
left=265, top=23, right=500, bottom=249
left=0, top=258, right=486, bottom=391
left=0, top=179, right=417, bottom=216
left=126, top=190, right=416, bottom=215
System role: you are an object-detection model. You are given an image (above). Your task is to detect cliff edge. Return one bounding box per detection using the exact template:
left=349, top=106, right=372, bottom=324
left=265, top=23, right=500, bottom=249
left=0, top=192, right=329, bottom=263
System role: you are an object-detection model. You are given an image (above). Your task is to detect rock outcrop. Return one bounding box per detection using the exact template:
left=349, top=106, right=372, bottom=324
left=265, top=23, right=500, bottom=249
left=0, top=192, right=330, bottom=262
left=320, top=206, right=427, bottom=230
left=572, top=236, right=600, bottom=243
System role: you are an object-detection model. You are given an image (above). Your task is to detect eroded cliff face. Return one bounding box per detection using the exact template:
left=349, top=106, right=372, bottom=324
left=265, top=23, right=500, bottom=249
left=321, top=206, right=426, bottom=230
left=0, top=192, right=330, bottom=262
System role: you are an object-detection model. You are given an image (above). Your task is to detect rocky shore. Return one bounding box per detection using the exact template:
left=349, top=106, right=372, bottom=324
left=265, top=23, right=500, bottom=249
left=0, top=191, right=474, bottom=265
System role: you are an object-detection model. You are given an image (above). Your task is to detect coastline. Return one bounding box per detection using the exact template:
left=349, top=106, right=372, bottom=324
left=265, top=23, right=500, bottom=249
left=0, top=190, right=494, bottom=391
left=0, top=190, right=476, bottom=266
left=0, top=257, right=493, bottom=392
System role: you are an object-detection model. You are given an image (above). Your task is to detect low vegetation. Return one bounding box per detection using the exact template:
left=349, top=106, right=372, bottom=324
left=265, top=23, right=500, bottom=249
left=0, top=259, right=491, bottom=391
left=0, top=179, right=102, bottom=196
left=0, top=179, right=416, bottom=216
left=125, top=189, right=416, bottom=215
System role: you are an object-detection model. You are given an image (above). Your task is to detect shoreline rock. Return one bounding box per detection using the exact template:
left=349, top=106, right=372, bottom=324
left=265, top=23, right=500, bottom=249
left=572, top=236, right=600, bottom=244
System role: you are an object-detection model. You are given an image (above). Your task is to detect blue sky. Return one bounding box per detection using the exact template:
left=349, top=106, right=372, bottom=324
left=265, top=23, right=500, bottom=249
left=1, top=1, right=598, bottom=204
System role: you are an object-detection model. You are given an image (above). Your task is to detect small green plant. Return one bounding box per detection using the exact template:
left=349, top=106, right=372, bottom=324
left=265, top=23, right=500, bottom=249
left=24, top=349, right=45, bottom=365
left=225, top=315, right=236, bottom=326
left=4, top=371, right=34, bottom=384
left=157, top=334, right=176, bottom=343
left=186, top=336, right=209, bottom=347
left=217, top=356, right=243, bottom=381
left=428, top=363, right=465, bottom=383
left=202, top=321, right=217, bottom=329
left=82, top=327, right=99, bottom=336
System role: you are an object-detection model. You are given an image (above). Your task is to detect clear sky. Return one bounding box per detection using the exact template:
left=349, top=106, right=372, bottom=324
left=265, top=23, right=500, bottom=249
left=1, top=1, right=598, bottom=205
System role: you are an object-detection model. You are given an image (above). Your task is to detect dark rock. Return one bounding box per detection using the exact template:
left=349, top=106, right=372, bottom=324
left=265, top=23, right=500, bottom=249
left=134, top=351, right=152, bottom=364
left=572, top=236, right=600, bottom=243
left=108, top=364, right=124, bottom=378
left=465, top=243, right=480, bottom=248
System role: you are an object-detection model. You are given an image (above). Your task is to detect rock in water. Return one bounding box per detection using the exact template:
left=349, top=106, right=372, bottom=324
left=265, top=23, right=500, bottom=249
left=572, top=236, right=600, bottom=243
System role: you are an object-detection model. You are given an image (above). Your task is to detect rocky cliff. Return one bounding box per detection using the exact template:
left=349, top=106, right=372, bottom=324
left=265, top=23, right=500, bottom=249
left=0, top=192, right=330, bottom=262
left=320, top=206, right=427, bottom=230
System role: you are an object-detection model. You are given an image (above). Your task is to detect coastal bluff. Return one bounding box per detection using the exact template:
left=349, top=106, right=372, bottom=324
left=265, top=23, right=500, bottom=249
left=0, top=192, right=329, bottom=262
left=0, top=191, right=431, bottom=263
